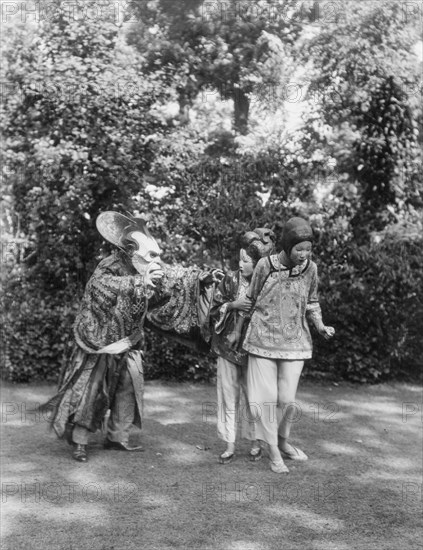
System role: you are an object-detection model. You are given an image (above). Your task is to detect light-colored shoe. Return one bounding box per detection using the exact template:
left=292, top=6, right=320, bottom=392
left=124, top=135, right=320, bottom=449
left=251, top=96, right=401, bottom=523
left=270, top=458, right=289, bottom=474
left=279, top=443, right=308, bottom=461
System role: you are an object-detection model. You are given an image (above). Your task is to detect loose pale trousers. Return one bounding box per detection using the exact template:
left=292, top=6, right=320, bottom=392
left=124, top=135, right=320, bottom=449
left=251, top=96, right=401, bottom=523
left=247, top=355, right=304, bottom=446
left=216, top=357, right=255, bottom=444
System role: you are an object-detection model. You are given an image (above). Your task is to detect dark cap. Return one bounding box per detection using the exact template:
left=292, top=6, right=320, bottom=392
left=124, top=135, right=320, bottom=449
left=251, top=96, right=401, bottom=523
left=281, top=217, right=313, bottom=255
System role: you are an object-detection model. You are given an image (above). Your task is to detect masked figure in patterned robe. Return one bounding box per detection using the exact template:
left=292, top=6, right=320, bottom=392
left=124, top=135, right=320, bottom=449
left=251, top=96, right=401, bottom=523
left=41, top=212, right=221, bottom=462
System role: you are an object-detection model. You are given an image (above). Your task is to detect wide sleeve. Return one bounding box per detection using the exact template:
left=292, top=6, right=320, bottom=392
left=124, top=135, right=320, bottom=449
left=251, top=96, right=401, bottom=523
left=74, top=257, right=149, bottom=352
left=88, top=262, right=146, bottom=299
left=306, top=263, right=324, bottom=330
left=146, top=264, right=202, bottom=334
left=210, top=274, right=236, bottom=334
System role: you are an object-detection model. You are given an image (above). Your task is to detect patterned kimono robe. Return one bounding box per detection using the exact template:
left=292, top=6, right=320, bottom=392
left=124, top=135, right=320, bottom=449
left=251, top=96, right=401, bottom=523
left=43, top=250, right=209, bottom=438
left=210, top=270, right=250, bottom=367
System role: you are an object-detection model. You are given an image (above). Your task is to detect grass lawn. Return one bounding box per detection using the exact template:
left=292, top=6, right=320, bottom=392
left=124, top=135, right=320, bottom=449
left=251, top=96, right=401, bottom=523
left=1, top=379, right=422, bottom=550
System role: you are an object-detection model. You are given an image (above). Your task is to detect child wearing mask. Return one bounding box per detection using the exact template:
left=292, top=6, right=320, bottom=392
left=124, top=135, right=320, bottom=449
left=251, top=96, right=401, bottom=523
left=211, top=228, right=275, bottom=464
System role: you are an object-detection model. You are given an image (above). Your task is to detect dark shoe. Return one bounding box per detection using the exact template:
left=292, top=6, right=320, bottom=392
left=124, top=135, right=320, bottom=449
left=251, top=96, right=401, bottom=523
left=103, top=439, right=144, bottom=452
left=218, top=451, right=234, bottom=464
left=249, top=447, right=263, bottom=462
left=72, top=444, right=88, bottom=462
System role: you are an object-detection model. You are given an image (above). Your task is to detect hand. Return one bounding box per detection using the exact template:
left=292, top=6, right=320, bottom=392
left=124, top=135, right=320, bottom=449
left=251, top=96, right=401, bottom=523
left=227, top=330, right=240, bottom=349
left=229, top=296, right=252, bottom=313
left=199, top=269, right=224, bottom=285
left=211, top=269, right=224, bottom=283
left=145, top=266, right=164, bottom=289
left=319, top=325, right=335, bottom=340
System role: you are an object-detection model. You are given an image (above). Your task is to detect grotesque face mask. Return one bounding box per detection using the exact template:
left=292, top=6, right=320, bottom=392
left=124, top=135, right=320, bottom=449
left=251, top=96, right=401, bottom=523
left=124, top=228, right=162, bottom=276
left=96, top=211, right=163, bottom=276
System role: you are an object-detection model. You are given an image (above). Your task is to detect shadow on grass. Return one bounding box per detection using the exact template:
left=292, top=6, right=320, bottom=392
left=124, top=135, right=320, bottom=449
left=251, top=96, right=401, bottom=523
left=1, top=380, right=422, bottom=550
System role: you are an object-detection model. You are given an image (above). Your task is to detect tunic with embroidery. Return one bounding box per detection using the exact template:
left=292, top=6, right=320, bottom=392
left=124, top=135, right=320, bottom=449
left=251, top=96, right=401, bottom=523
left=243, top=255, right=322, bottom=360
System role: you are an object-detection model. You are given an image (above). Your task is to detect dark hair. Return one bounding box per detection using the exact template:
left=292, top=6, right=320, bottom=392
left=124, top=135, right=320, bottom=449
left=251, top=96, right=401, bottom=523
left=240, top=228, right=275, bottom=265
left=281, top=217, right=313, bottom=255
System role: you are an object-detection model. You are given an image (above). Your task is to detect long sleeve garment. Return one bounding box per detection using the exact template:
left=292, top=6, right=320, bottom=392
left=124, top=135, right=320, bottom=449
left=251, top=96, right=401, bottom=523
left=210, top=270, right=250, bottom=367
left=243, top=255, right=323, bottom=360
left=74, top=251, right=149, bottom=353
left=42, top=250, right=211, bottom=438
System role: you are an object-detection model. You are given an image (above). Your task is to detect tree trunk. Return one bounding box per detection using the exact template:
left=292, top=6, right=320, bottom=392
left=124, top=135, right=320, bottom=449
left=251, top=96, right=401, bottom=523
left=234, top=89, right=249, bottom=135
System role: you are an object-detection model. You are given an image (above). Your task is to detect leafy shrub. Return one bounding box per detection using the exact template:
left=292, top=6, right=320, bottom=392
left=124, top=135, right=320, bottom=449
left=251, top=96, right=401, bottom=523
left=143, top=329, right=216, bottom=383
left=2, top=280, right=78, bottom=383
left=309, top=233, right=423, bottom=382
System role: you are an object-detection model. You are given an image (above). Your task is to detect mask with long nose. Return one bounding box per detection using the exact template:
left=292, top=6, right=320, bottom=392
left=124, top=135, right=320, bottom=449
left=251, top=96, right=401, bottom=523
left=124, top=229, right=163, bottom=276
left=96, top=211, right=163, bottom=277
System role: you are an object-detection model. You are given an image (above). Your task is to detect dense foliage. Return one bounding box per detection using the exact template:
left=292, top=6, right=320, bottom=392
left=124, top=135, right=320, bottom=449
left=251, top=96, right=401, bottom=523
left=312, top=232, right=423, bottom=382
left=304, top=0, right=422, bottom=240
left=1, top=0, right=422, bottom=384
left=128, top=0, right=308, bottom=133
left=1, top=0, right=173, bottom=381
